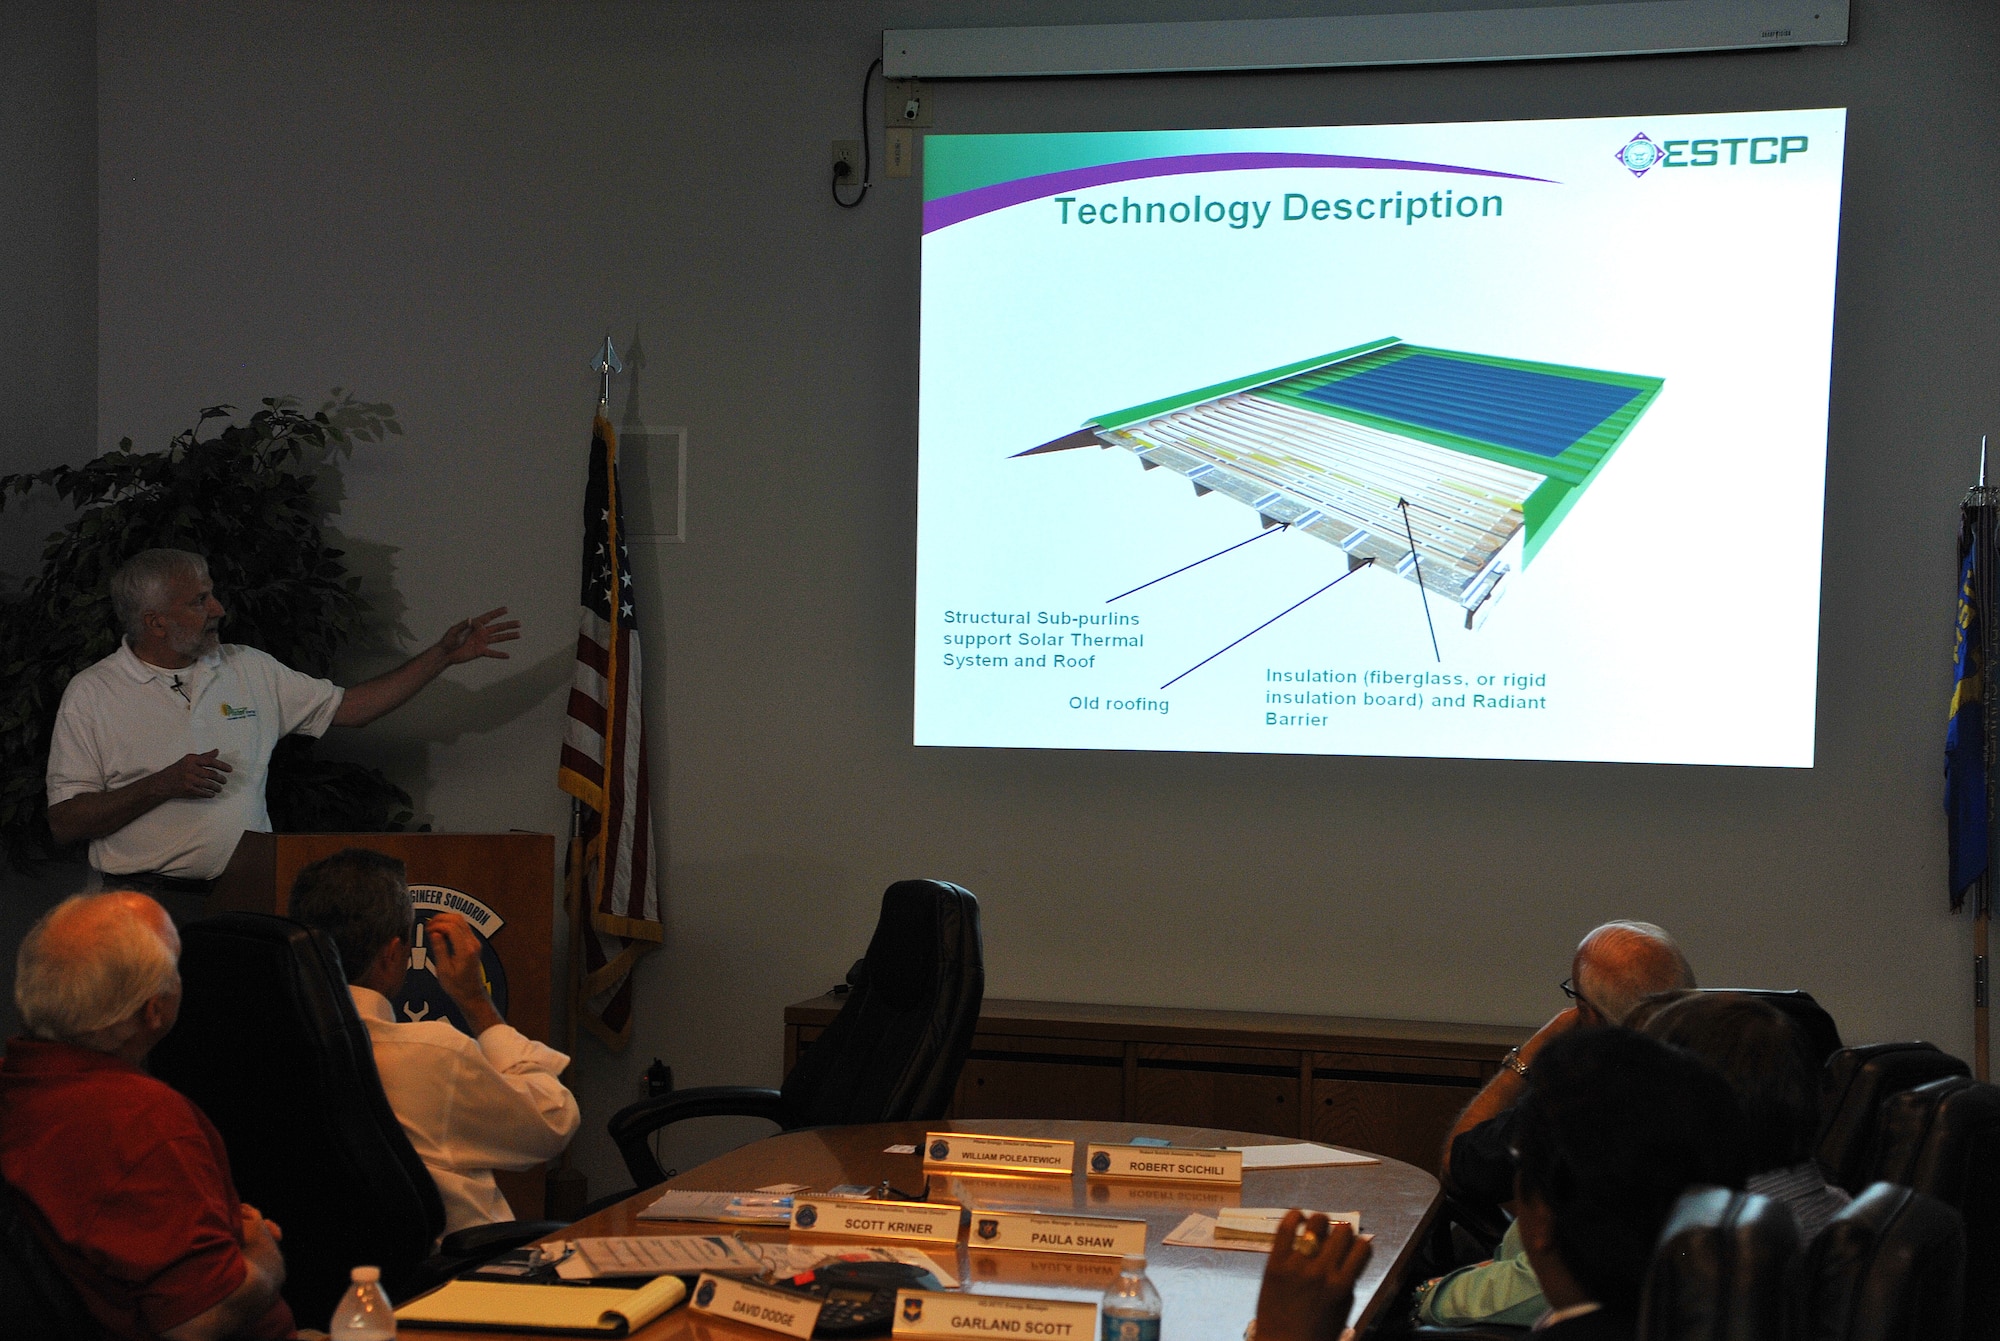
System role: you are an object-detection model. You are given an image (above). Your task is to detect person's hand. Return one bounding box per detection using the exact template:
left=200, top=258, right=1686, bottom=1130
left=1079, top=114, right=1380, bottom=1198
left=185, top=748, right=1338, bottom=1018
left=436, top=607, right=521, bottom=665
left=426, top=912, right=493, bottom=1008
left=1252, top=1212, right=1373, bottom=1341
left=151, top=750, right=231, bottom=800
left=240, top=1204, right=285, bottom=1278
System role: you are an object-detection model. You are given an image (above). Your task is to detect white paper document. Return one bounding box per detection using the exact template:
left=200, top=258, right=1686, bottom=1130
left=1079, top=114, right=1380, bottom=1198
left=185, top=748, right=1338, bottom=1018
left=557, top=1235, right=766, bottom=1279
left=639, top=1190, right=795, bottom=1224
left=1228, top=1142, right=1379, bottom=1169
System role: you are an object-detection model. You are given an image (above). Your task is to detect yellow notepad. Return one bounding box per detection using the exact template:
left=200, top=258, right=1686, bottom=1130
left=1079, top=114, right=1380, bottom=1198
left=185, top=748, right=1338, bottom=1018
left=395, top=1276, right=688, bottom=1335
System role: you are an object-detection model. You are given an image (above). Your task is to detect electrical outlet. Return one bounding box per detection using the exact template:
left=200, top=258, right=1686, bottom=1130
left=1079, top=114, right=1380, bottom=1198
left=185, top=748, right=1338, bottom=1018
left=885, top=79, right=933, bottom=128
left=886, top=128, right=913, bottom=179
left=831, top=139, right=863, bottom=187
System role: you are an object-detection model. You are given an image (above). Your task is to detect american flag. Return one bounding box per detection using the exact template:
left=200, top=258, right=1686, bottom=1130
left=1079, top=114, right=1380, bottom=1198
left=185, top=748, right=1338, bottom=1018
left=558, top=414, right=661, bottom=1047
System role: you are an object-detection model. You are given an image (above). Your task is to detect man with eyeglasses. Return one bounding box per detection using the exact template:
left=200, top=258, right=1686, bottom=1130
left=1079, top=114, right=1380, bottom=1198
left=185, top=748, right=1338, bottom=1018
left=1440, top=920, right=1696, bottom=1195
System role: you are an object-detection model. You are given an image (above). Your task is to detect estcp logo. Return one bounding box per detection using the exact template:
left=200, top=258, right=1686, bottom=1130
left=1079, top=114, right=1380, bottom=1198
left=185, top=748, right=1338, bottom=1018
left=795, top=1205, right=818, bottom=1229
left=1090, top=1151, right=1112, bottom=1173
left=929, top=1139, right=950, bottom=1160
left=695, top=1280, right=717, bottom=1307
left=1618, top=129, right=1811, bottom=176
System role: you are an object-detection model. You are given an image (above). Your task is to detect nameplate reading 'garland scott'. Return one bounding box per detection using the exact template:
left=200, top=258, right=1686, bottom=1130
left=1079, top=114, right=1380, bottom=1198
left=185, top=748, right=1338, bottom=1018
left=790, top=1196, right=963, bottom=1244
left=923, top=1132, right=1076, bottom=1175
left=967, top=1210, right=1148, bottom=1257
left=891, top=1289, right=1098, bottom=1340
left=1085, top=1143, right=1244, bottom=1184
left=689, top=1273, right=822, bottom=1339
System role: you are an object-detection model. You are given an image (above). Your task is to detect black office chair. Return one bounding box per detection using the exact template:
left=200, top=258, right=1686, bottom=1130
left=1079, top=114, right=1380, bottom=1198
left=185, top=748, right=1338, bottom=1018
left=1868, top=1076, right=2000, bottom=1340
left=1817, top=1043, right=1971, bottom=1194
left=610, top=879, right=984, bottom=1189
left=0, top=1188, right=105, bottom=1341
left=1635, top=1186, right=1798, bottom=1341
left=149, top=913, right=557, bottom=1325
left=1795, top=1182, right=1965, bottom=1341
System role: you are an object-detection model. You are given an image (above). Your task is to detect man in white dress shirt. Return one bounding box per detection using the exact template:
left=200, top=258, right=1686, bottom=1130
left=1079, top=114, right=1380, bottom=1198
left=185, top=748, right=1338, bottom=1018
left=287, top=847, right=580, bottom=1233
left=45, top=548, right=519, bottom=895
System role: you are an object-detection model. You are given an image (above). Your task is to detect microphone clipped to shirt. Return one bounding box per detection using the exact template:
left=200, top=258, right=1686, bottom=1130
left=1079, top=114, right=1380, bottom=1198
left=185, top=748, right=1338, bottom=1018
left=169, top=674, right=191, bottom=706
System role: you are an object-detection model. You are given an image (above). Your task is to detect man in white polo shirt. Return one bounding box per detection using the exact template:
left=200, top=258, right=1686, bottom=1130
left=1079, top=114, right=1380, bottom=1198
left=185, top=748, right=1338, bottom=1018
left=45, top=548, right=519, bottom=896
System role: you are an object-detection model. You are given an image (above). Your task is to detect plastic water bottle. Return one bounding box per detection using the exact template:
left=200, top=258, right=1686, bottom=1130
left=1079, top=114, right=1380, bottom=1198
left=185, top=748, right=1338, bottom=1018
left=1101, top=1254, right=1162, bottom=1341
left=329, top=1265, right=396, bottom=1338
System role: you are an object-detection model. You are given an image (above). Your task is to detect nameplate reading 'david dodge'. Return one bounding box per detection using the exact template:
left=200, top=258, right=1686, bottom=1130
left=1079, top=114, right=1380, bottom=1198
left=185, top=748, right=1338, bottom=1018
left=891, top=1289, right=1097, bottom=1340
left=922, top=1132, right=1076, bottom=1175
left=967, top=1210, right=1147, bottom=1257
left=1085, top=1143, right=1244, bottom=1184
left=790, top=1197, right=963, bottom=1244
left=689, top=1273, right=822, bottom=1339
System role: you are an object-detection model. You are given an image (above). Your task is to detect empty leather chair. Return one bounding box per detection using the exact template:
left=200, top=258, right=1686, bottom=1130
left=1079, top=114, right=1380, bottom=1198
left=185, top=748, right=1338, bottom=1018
left=610, top=879, right=984, bottom=1188
left=1869, top=1077, right=2000, bottom=1340
left=1795, top=1182, right=1964, bottom=1341
left=1636, top=1186, right=1798, bottom=1341
left=1817, top=1043, right=1970, bottom=1193
left=0, top=1189, right=105, bottom=1341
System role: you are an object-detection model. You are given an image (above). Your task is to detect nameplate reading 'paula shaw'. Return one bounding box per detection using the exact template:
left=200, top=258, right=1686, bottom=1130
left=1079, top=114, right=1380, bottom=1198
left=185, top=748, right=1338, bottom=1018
left=892, top=1289, right=1098, bottom=1340
left=923, top=1132, right=1077, bottom=1176
left=689, top=1273, right=822, bottom=1339
left=1085, top=1144, right=1245, bottom=1184
left=967, top=1210, right=1148, bottom=1257
left=790, top=1196, right=964, bottom=1245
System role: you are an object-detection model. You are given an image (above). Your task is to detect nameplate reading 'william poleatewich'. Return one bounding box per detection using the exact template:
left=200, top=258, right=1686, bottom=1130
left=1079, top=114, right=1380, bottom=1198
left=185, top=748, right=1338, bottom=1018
left=923, top=1132, right=1076, bottom=1175
left=790, top=1196, right=963, bottom=1245
left=1085, top=1143, right=1244, bottom=1184
left=967, top=1210, right=1147, bottom=1257
left=689, top=1273, right=822, bottom=1339
left=892, top=1289, right=1097, bottom=1340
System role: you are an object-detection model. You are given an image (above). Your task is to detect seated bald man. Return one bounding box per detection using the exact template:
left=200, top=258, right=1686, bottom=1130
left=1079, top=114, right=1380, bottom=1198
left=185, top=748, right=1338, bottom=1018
left=1441, top=921, right=1696, bottom=1207
left=0, top=892, right=293, bottom=1341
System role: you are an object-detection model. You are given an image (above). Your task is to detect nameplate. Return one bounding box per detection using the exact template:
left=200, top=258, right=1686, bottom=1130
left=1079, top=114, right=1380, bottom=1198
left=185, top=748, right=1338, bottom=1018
left=791, top=1196, right=962, bottom=1244
left=892, top=1289, right=1097, bottom=1340
left=967, top=1210, right=1147, bottom=1257
left=923, top=1132, right=1076, bottom=1176
left=690, top=1273, right=822, bottom=1338
left=1085, top=1143, right=1244, bottom=1184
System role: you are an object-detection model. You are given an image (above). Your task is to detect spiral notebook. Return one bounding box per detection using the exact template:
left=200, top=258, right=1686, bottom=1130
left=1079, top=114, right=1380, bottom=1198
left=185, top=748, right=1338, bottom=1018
left=394, top=1276, right=687, bottom=1335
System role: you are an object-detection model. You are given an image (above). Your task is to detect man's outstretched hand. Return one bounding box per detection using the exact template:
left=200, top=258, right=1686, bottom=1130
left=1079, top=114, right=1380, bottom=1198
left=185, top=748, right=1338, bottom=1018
left=436, top=607, right=521, bottom=665
left=1253, top=1212, right=1374, bottom=1341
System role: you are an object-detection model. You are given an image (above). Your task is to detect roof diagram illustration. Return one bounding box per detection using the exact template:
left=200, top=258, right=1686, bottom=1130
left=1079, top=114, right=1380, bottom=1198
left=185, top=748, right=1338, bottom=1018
left=1019, top=338, right=1663, bottom=630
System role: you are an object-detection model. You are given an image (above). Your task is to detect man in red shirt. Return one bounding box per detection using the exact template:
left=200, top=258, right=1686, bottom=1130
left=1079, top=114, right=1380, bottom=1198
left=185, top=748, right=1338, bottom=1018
left=0, top=891, right=294, bottom=1340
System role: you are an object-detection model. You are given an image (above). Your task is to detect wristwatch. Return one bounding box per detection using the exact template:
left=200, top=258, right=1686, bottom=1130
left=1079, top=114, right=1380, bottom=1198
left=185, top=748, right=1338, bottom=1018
left=1502, top=1046, right=1530, bottom=1079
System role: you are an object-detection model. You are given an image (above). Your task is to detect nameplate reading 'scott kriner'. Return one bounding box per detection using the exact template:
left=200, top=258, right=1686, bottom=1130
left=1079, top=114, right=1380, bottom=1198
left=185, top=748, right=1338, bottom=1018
left=1085, top=1143, right=1244, bottom=1184
left=922, top=1132, right=1076, bottom=1176
left=689, top=1273, right=822, bottom=1339
left=790, top=1196, right=963, bottom=1245
left=967, top=1210, right=1147, bottom=1257
left=891, top=1289, right=1098, bottom=1340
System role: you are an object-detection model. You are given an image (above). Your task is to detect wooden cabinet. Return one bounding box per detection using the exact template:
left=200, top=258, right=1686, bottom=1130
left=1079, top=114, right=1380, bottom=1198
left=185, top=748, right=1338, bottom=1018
left=784, top=997, right=1531, bottom=1175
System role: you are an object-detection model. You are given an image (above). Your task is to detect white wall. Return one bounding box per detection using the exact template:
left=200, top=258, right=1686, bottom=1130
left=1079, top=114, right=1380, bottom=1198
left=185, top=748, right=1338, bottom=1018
left=87, top=0, right=2000, bottom=1195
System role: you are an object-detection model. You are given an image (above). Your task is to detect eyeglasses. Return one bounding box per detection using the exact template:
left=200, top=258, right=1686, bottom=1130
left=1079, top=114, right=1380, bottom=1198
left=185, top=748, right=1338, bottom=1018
left=1559, top=977, right=1601, bottom=1018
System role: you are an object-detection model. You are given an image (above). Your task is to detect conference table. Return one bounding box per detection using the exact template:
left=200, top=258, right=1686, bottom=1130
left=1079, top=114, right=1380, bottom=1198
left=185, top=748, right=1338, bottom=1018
left=401, top=1119, right=1441, bottom=1340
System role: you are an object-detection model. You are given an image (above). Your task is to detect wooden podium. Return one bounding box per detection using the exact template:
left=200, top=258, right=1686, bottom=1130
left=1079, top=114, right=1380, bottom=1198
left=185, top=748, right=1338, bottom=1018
left=210, top=831, right=559, bottom=1216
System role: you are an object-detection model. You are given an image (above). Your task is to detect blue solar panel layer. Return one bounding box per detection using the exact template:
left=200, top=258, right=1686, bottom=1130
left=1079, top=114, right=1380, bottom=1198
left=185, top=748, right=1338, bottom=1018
left=1299, top=353, right=1642, bottom=459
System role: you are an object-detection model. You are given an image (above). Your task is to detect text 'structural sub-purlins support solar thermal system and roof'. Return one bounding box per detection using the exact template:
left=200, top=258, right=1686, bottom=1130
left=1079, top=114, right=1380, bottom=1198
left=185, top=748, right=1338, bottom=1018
left=1019, top=338, right=1663, bottom=631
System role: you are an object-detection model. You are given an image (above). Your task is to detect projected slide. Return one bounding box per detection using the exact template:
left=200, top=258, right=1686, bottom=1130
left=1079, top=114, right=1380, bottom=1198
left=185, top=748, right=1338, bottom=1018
left=915, top=110, right=1846, bottom=767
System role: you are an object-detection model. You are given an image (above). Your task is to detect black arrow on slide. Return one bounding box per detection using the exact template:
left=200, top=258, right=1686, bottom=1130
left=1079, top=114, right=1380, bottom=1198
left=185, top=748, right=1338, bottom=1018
left=1106, top=524, right=1290, bottom=604
left=1160, top=558, right=1376, bottom=690
left=1397, top=498, right=1441, bottom=664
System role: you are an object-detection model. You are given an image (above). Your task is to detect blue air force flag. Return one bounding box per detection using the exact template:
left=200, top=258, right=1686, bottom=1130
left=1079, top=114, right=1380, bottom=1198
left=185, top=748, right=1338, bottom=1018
left=1947, top=531, right=1987, bottom=910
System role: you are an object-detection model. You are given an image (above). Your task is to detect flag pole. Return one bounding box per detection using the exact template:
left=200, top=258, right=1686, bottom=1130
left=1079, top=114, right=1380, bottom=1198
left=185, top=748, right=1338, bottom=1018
left=1972, top=435, right=1994, bottom=1081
